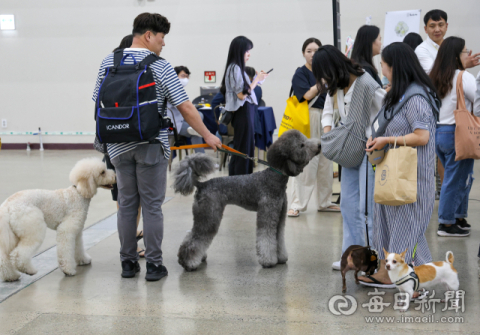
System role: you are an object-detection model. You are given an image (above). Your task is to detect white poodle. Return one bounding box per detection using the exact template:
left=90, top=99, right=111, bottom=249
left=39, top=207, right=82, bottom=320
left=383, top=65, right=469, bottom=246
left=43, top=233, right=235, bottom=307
left=0, top=157, right=116, bottom=282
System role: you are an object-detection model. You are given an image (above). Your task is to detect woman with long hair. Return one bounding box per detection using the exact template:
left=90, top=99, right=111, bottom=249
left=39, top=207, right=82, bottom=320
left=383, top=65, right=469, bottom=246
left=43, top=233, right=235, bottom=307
left=314, top=45, right=385, bottom=270
left=430, top=37, right=478, bottom=237
left=351, top=25, right=383, bottom=86
left=113, top=34, right=133, bottom=52
left=403, top=32, right=423, bottom=51
left=287, top=38, right=339, bottom=218
left=220, top=36, right=268, bottom=175
left=359, top=43, right=440, bottom=291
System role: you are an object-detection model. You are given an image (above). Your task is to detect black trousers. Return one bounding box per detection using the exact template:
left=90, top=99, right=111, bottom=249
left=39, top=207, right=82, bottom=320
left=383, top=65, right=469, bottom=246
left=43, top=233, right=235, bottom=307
left=229, top=102, right=255, bottom=176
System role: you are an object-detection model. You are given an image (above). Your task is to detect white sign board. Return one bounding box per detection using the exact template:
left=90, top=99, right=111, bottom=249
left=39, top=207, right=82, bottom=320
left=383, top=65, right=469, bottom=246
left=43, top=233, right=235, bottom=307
left=383, top=10, right=421, bottom=47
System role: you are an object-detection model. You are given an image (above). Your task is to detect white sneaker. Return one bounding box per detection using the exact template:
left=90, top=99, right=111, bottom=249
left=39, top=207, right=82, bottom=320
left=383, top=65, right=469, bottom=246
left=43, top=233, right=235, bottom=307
left=187, top=127, right=201, bottom=137
left=332, top=260, right=341, bottom=271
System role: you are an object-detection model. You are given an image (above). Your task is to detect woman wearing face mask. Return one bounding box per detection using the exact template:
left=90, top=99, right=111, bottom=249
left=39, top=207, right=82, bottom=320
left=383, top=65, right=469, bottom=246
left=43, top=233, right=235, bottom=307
left=351, top=25, right=383, bottom=87
left=166, top=66, right=205, bottom=153
left=221, top=36, right=268, bottom=175
left=287, top=38, right=339, bottom=218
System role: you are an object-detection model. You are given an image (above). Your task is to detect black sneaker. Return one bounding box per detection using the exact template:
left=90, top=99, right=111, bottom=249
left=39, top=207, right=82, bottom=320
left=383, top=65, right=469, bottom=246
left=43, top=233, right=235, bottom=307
left=437, top=224, right=470, bottom=237
left=456, top=218, right=471, bottom=230
left=121, top=260, right=140, bottom=278
left=145, top=262, right=168, bottom=281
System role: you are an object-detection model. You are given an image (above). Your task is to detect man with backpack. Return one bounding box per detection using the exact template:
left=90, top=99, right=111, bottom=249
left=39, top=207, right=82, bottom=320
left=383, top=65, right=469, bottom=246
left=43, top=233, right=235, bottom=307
left=93, top=13, right=221, bottom=281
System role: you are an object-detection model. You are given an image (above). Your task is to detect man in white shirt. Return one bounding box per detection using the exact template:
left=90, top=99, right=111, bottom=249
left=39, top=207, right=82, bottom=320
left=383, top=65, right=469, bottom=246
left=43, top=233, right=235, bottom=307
left=415, top=9, right=480, bottom=74
left=415, top=9, right=448, bottom=74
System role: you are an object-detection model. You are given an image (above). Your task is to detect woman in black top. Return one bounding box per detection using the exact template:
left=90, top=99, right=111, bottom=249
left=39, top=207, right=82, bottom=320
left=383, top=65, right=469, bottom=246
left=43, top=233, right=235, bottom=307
left=351, top=25, right=383, bottom=86
left=287, top=38, right=339, bottom=217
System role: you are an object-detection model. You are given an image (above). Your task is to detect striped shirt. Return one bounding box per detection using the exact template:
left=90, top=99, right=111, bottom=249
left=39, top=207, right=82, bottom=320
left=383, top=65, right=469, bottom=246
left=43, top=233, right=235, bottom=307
left=92, top=48, right=188, bottom=160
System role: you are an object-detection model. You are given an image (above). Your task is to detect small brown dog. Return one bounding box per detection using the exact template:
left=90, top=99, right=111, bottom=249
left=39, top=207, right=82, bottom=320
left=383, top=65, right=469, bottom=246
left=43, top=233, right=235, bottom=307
left=341, top=245, right=379, bottom=293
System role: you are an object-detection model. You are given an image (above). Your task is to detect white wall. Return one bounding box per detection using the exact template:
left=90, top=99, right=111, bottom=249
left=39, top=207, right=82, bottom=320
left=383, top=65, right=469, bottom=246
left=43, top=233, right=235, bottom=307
left=1, top=0, right=479, bottom=144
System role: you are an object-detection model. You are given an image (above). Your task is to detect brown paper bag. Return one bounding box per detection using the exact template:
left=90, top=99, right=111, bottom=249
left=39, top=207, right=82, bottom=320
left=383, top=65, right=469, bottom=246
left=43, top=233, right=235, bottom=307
left=374, top=137, right=417, bottom=206
left=454, top=71, right=480, bottom=161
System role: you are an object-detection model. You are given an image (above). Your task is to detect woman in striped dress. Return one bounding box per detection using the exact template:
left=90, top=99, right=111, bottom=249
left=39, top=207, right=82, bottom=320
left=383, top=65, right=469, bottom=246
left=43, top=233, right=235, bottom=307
left=359, top=43, right=440, bottom=291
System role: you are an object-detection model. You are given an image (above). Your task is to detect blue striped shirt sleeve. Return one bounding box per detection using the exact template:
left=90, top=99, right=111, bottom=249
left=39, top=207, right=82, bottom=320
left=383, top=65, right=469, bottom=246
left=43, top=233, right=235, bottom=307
left=158, top=62, right=189, bottom=107
left=405, top=96, right=433, bottom=131
left=92, top=58, right=106, bottom=101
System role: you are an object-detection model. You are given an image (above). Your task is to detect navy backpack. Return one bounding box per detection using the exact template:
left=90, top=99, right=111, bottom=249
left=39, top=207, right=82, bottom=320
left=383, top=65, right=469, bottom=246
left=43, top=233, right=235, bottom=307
left=95, top=49, right=171, bottom=144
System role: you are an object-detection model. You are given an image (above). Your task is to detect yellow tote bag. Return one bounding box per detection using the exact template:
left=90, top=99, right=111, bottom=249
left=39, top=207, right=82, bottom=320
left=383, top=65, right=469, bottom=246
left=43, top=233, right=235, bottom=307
left=278, top=95, right=310, bottom=138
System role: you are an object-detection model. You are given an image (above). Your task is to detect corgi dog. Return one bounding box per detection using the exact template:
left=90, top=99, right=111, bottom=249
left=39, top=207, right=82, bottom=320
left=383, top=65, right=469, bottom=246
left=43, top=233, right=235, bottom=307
left=384, top=248, right=459, bottom=311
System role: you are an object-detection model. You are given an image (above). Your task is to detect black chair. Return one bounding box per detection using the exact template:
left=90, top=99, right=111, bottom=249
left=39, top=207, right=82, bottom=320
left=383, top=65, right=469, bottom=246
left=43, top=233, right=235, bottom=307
left=258, top=99, right=266, bottom=107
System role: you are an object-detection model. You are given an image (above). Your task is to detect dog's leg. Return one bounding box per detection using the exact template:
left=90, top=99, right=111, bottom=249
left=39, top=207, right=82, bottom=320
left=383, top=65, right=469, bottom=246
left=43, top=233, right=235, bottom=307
left=276, top=197, right=288, bottom=264
left=354, top=269, right=360, bottom=284
left=342, top=269, right=348, bottom=293
left=399, top=286, right=413, bottom=312
left=256, top=204, right=281, bottom=268
left=10, top=209, right=46, bottom=276
left=74, top=232, right=91, bottom=266
left=56, top=218, right=83, bottom=276
left=0, top=247, right=20, bottom=282
left=178, top=197, right=225, bottom=271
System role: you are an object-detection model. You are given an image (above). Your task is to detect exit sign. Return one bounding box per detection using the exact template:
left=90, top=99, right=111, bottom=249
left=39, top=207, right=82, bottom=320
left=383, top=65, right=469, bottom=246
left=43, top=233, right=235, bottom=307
left=204, top=71, right=216, bottom=83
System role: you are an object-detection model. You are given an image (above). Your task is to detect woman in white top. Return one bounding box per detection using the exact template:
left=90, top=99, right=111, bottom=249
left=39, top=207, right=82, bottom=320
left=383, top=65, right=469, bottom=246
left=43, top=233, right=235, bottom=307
left=313, top=46, right=385, bottom=270
left=430, top=36, right=479, bottom=237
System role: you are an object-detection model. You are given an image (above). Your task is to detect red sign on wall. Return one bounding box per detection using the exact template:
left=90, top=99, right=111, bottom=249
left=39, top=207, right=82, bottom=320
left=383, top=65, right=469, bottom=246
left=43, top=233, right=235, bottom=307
left=204, top=71, right=216, bottom=83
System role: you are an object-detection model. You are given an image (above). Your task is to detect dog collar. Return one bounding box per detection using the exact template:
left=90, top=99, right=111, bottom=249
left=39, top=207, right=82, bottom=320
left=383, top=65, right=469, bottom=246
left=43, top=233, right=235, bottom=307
left=395, top=269, right=419, bottom=292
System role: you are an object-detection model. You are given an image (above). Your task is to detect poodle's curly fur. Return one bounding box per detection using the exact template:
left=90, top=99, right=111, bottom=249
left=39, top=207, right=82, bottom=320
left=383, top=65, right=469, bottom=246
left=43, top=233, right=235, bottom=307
left=0, top=157, right=116, bottom=282
left=174, top=130, right=321, bottom=271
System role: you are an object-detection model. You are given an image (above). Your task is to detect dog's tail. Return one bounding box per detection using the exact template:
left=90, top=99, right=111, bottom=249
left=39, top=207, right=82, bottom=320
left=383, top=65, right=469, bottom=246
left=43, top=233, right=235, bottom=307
left=173, top=153, right=216, bottom=196
left=445, top=251, right=454, bottom=264
left=0, top=205, right=16, bottom=255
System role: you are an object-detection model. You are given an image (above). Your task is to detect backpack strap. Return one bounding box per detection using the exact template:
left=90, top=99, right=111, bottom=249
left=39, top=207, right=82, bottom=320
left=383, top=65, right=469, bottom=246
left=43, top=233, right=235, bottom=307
left=139, top=53, right=162, bottom=67
left=113, top=49, right=124, bottom=67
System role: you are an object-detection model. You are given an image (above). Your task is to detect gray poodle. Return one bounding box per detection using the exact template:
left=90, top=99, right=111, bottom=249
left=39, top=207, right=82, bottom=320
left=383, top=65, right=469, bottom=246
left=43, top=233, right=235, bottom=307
left=173, top=129, right=321, bottom=271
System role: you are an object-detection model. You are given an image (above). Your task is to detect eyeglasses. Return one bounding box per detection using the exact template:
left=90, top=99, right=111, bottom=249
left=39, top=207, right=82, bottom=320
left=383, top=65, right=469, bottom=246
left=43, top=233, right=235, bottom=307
left=461, top=49, right=471, bottom=54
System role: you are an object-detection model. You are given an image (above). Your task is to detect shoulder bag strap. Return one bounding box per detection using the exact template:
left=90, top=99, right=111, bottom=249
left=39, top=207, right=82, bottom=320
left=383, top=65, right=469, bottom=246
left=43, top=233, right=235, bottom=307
left=456, top=71, right=468, bottom=112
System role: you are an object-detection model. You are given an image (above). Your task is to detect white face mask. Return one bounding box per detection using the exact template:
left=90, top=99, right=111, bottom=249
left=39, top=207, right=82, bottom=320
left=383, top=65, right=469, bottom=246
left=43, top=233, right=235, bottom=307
left=179, top=78, right=189, bottom=87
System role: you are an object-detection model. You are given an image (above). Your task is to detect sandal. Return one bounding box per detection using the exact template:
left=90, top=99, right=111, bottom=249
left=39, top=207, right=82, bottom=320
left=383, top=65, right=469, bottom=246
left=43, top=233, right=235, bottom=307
left=136, top=230, right=144, bottom=242
left=138, top=249, right=145, bottom=258
left=358, top=275, right=396, bottom=289
left=318, top=205, right=341, bottom=212
left=287, top=209, right=300, bottom=217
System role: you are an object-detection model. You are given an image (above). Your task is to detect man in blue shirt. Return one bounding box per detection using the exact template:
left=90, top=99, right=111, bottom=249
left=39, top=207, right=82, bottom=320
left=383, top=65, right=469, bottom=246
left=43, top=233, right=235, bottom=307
left=93, top=13, right=221, bottom=281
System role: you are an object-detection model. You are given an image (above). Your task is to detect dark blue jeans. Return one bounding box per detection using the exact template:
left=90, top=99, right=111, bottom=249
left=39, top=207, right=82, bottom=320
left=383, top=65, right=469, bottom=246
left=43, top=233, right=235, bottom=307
left=436, top=125, right=474, bottom=224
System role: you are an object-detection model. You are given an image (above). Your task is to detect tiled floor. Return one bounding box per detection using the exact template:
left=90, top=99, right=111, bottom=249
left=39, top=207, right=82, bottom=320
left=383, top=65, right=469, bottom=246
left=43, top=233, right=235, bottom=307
left=0, top=149, right=479, bottom=334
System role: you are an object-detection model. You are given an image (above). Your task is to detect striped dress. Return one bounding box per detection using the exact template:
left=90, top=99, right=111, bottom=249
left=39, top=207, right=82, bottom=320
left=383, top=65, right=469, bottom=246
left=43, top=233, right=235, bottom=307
left=373, top=95, right=436, bottom=265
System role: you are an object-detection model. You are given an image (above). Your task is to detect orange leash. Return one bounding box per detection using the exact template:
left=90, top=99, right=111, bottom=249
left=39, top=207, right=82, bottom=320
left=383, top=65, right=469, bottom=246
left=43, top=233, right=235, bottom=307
left=170, top=143, right=285, bottom=176
left=170, top=143, right=243, bottom=155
